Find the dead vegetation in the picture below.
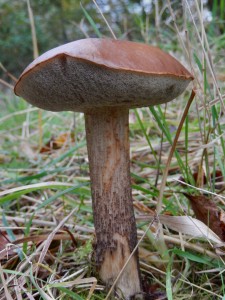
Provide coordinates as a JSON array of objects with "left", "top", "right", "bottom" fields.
[{"left": 0, "top": 0, "right": 225, "bottom": 299}]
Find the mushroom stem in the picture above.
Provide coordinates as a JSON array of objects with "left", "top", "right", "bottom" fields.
[{"left": 85, "top": 107, "right": 141, "bottom": 298}]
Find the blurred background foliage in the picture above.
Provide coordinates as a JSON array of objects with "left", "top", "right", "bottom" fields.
[{"left": 0, "top": 0, "right": 224, "bottom": 78}]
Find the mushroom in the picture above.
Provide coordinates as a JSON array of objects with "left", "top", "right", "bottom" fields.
[{"left": 14, "top": 38, "right": 193, "bottom": 299}]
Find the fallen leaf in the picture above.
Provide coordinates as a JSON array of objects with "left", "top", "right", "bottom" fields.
[
  {"left": 40, "top": 132, "right": 75, "bottom": 153},
  {"left": 133, "top": 201, "right": 155, "bottom": 214},
  {"left": 13, "top": 231, "right": 76, "bottom": 246},
  {"left": 179, "top": 169, "right": 224, "bottom": 190},
  {"left": 183, "top": 193, "right": 225, "bottom": 241},
  {"left": 137, "top": 214, "right": 222, "bottom": 244},
  {"left": 0, "top": 231, "right": 10, "bottom": 251},
  {"left": 142, "top": 277, "right": 167, "bottom": 299}
]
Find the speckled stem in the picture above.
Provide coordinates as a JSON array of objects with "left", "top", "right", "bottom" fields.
[{"left": 85, "top": 107, "right": 141, "bottom": 299}]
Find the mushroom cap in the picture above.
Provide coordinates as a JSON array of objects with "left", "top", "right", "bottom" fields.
[{"left": 14, "top": 38, "right": 193, "bottom": 112}]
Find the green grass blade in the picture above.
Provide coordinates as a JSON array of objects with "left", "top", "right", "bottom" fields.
[
  {"left": 134, "top": 108, "right": 161, "bottom": 170},
  {"left": 45, "top": 141, "right": 86, "bottom": 167},
  {"left": 150, "top": 105, "right": 193, "bottom": 184},
  {"left": 23, "top": 213, "right": 35, "bottom": 255},
  {"left": 166, "top": 255, "right": 173, "bottom": 300},
  {"left": 172, "top": 249, "right": 218, "bottom": 266},
  {"left": 57, "top": 287, "right": 84, "bottom": 300},
  {"left": 80, "top": 2, "right": 102, "bottom": 38},
  {"left": 29, "top": 268, "right": 52, "bottom": 300},
  {"left": 36, "top": 184, "right": 88, "bottom": 210},
  {"left": 1, "top": 141, "right": 86, "bottom": 186},
  {"left": 132, "top": 184, "right": 157, "bottom": 197},
  {"left": 0, "top": 182, "right": 87, "bottom": 205}
]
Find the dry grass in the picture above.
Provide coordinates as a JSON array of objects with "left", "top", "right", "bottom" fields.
[{"left": 0, "top": 0, "right": 225, "bottom": 299}]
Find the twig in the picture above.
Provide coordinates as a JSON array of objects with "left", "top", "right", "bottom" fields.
[
  {"left": 2, "top": 215, "right": 94, "bottom": 234},
  {"left": 35, "top": 207, "right": 78, "bottom": 275},
  {"left": 26, "top": 0, "right": 38, "bottom": 59},
  {"left": 0, "top": 63, "right": 17, "bottom": 82},
  {"left": 157, "top": 89, "right": 196, "bottom": 213},
  {"left": 0, "top": 79, "right": 14, "bottom": 90},
  {"left": 92, "top": 0, "right": 117, "bottom": 39}
]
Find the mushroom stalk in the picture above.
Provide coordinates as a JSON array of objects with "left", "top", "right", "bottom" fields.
[{"left": 85, "top": 107, "right": 141, "bottom": 298}]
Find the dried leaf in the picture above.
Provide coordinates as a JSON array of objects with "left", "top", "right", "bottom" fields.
[
  {"left": 40, "top": 132, "right": 75, "bottom": 153},
  {"left": 137, "top": 215, "right": 222, "bottom": 244},
  {"left": 13, "top": 232, "right": 75, "bottom": 246},
  {"left": 134, "top": 201, "right": 155, "bottom": 214},
  {"left": 0, "top": 232, "right": 10, "bottom": 251},
  {"left": 183, "top": 193, "right": 225, "bottom": 241},
  {"left": 0, "top": 232, "right": 19, "bottom": 254},
  {"left": 159, "top": 215, "right": 222, "bottom": 244},
  {"left": 142, "top": 278, "right": 167, "bottom": 300},
  {"left": 179, "top": 169, "right": 224, "bottom": 189}
]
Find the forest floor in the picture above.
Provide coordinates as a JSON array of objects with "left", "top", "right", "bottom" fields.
[{"left": 1, "top": 1, "right": 225, "bottom": 299}]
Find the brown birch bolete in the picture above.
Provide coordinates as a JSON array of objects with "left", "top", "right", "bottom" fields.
[{"left": 14, "top": 38, "right": 193, "bottom": 299}]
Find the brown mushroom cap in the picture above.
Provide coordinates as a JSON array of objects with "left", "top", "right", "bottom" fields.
[{"left": 14, "top": 38, "right": 193, "bottom": 112}]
